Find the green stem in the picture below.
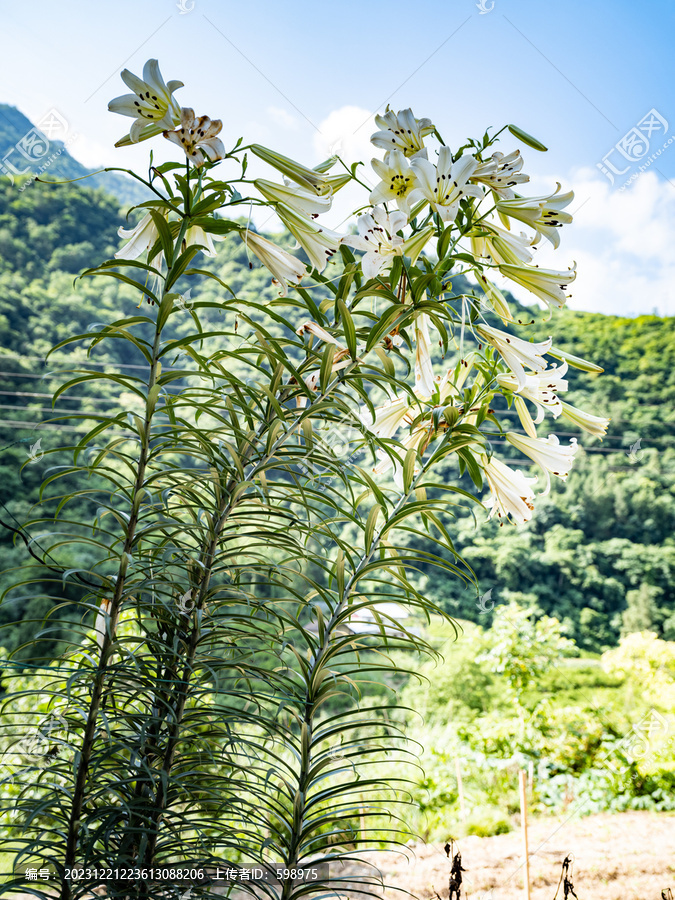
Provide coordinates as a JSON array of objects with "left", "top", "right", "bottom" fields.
[
  {"left": 279, "top": 459, "right": 435, "bottom": 899},
  {"left": 59, "top": 217, "right": 191, "bottom": 899}
]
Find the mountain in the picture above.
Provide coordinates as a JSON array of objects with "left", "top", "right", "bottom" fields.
[
  {"left": 0, "top": 178, "right": 672, "bottom": 660},
  {"left": 0, "top": 103, "right": 147, "bottom": 207}
]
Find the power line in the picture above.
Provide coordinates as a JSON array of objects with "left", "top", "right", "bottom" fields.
[
  {"left": 1, "top": 355, "right": 151, "bottom": 370},
  {"left": 0, "top": 419, "right": 132, "bottom": 435}
]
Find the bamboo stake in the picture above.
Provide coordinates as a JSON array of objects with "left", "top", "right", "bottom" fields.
[
  {"left": 519, "top": 769, "right": 531, "bottom": 900},
  {"left": 455, "top": 757, "right": 466, "bottom": 821}
]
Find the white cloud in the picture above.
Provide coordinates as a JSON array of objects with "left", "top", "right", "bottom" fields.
[
  {"left": 502, "top": 168, "right": 675, "bottom": 317},
  {"left": 313, "top": 105, "right": 375, "bottom": 164},
  {"left": 267, "top": 107, "right": 298, "bottom": 130},
  {"left": 312, "top": 105, "right": 377, "bottom": 231}
]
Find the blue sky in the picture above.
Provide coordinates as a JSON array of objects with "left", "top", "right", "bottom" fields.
[{"left": 2, "top": 0, "right": 675, "bottom": 315}]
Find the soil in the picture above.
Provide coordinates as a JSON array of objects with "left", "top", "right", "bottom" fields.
[
  {"left": 334, "top": 811, "right": 675, "bottom": 900},
  {"left": 8, "top": 812, "right": 674, "bottom": 899}
]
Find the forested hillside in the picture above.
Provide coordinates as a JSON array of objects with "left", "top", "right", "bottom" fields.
[
  {"left": 0, "top": 178, "right": 672, "bottom": 657},
  {"left": 0, "top": 103, "right": 147, "bottom": 205}
]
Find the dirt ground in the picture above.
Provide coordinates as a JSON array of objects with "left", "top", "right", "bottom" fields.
[
  {"left": 7, "top": 812, "right": 674, "bottom": 898},
  {"left": 335, "top": 811, "right": 675, "bottom": 900}
]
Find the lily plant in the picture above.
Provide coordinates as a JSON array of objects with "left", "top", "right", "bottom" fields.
[{"left": 1, "top": 59, "right": 608, "bottom": 900}]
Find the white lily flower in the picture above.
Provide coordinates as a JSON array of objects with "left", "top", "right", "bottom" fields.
[
  {"left": 506, "top": 431, "right": 578, "bottom": 491},
  {"left": 476, "top": 323, "right": 551, "bottom": 390},
  {"left": 109, "top": 59, "right": 183, "bottom": 146},
  {"left": 115, "top": 211, "right": 167, "bottom": 263},
  {"left": 474, "top": 272, "right": 513, "bottom": 323},
  {"left": 481, "top": 455, "right": 537, "bottom": 525},
  {"left": 470, "top": 221, "right": 535, "bottom": 266},
  {"left": 186, "top": 225, "right": 225, "bottom": 258},
  {"left": 94, "top": 598, "right": 113, "bottom": 649},
  {"left": 414, "top": 314, "right": 435, "bottom": 399},
  {"left": 499, "top": 262, "right": 576, "bottom": 314},
  {"left": 341, "top": 207, "right": 407, "bottom": 280},
  {"left": 369, "top": 150, "right": 420, "bottom": 216},
  {"left": 496, "top": 184, "right": 574, "bottom": 248},
  {"left": 371, "top": 107, "right": 435, "bottom": 158},
  {"left": 297, "top": 321, "right": 346, "bottom": 349},
  {"left": 560, "top": 401, "right": 610, "bottom": 438},
  {"left": 496, "top": 362, "right": 568, "bottom": 422},
  {"left": 163, "top": 108, "right": 225, "bottom": 166},
  {"left": 242, "top": 230, "right": 306, "bottom": 296},
  {"left": 116, "top": 212, "right": 224, "bottom": 263},
  {"left": 255, "top": 179, "right": 333, "bottom": 217},
  {"left": 470, "top": 150, "right": 529, "bottom": 199},
  {"left": 275, "top": 203, "right": 343, "bottom": 273},
  {"left": 361, "top": 396, "right": 416, "bottom": 439},
  {"left": 411, "top": 147, "right": 482, "bottom": 222}
]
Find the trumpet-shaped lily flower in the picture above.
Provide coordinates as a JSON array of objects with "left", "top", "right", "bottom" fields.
[
  {"left": 506, "top": 431, "right": 578, "bottom": 492},
  {"left": 497, "top": 362, "right": 568, "bottom": 423},
  {"left": 474, "top": 272, "right": 513, "bottom": 323},
  {"left": 411, "top": 147, "right": 482, "bottom": 222},
  {"left": 163, "top": 108, "right": 225, "bottom": 166},
  {"left": 109, "top": 59, "right": 183, "bottom": 146},
  {"left": 369, "top": 150, "right": 420, "bottom": 216},
  {"left": 470, "top": 221, "right": 535, "bottom": 266},
  {"left": 361, "top": 396, "right": 416, "bottom": 439},
  {"left": 255, "top": 179, "right": 333, "bottom": 217},
  {"left": 242, "top": 230, "right": 306, "bottom": 296},
  {"left": 341, "top": 207, "right": 407, "bottom": 280},
  {"left": 115, "top": 211, "right": 167, "bottom": 263},
  {"left": 414, "top": 314, "right": 435, "bottom": 399},
  {"left": 341, "top": 208, "right": 433, "bottom": 280},
  {"left": 186, "top": 225, "right": 225, "bottom": 257},
  {"left": 499, "top": 262, "right": 576, "bottom": 314},
  {"left": 371, "top": 107, "right": 435, "bottom": 157},
  {"left": 476, "top": 323, "right": 551, "bottom": 390},
  {"left": 481, "top": 454, "right": 537, "bottom": 525},
  {"left": 560, "top": 401, "right": 610, "bottom": 438},
  {"left": 94, "top": 598, "right": 113, "bottom": 649},
  {"left": 116, "top": 212, "right": 224, "bottom": 263},
  {"left": 470, "top": 150, "right": 529, "bottom": 199},
  {"left": 496, "top": 184, "right": 574, "bottom": 248},
  {"left": 275, "top": 203, "right": 343, "bottom": 273}
]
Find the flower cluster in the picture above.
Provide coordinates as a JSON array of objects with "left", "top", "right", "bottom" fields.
[{"left": 107, "top": 64, "right": 609, "bottom": 526}]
